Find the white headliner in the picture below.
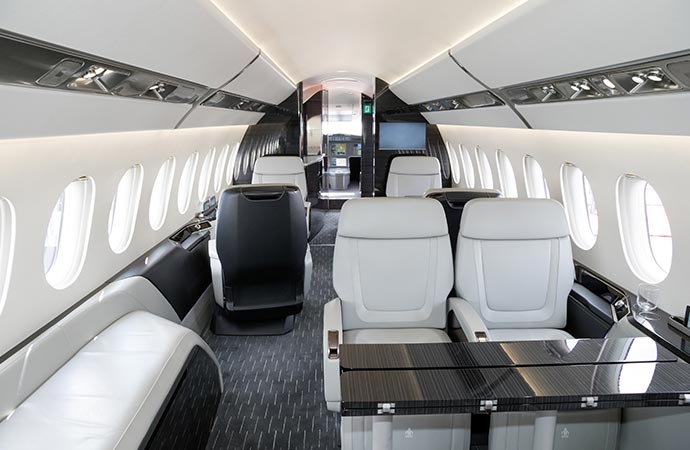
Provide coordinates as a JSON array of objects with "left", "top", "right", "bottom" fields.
[{"left": 211, "top": 0, "right": 527, "bottom": 84}]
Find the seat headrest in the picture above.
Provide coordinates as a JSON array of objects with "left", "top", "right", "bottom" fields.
[
  {"left": 253, "top": 156, "right": 304, "bottom": 175},
  {"left": 425, "top": 188, "right": 502, "bottom": 201},
  {"left": 338, "top": 198, "right": 448, "bottom": 239},
  {"left": 220, "top": 183, "right": 301, "bottom": 201},
  {"left": 389, "top": 156, "right": 440, "bottom": 175},
  {"left": 460, "top": 198, "right": 569, "bottom": 240}
]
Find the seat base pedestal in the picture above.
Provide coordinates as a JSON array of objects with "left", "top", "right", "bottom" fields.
[{"left": 212, "top": 308, "right": 295, "bottom": 336}]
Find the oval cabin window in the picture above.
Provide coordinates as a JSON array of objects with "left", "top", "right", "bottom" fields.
[
  {"left": 44, "top": 177, "right": 95, "bottom": 289},
  {"left": 0, "top": 197, "right": 16, "bottom": 314},
  {"left": 445, "top": 142, "right": 461, "bottom": 184},
  {"left": 616, "top": 175, "right": 672, "bottom": 283},
  {"left": 197, "top": 147, "right": 216, "bottom": 202},
  {"left": 496, "top": 150, "right": 518, "bottom": 198},
  {"left": 475, "top": 146, "right": 494, "bottom": 189},
  {"left": 459, "top": 144, "right": 475, "bottom": 188},
  {"left": 214, "top": 144, "right": 230, "bottom": 193},
  {"left": 560, "top": 163, "right": 599, "bottom": 250},
  {"left": 523, "top": 155, "right": 550, "bottom": 199},
  {"left": 108, "top": 164, "right": 144, "bottom": 254},
  {"left": 178, "top": 152, "right": 199, "bottom": 214},
  {"left": 149, "top": 157, "right": 176, "bottom": 231},
  {"left": 226, "top": 143, "right": 240, "bottom": 185}
]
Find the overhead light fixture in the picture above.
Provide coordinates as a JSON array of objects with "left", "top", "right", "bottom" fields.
[
  {"left": 632, "top": 74, "right": 645, "bottom": 84},
  {"left": 646, "top": 70, "right": 663, "bottom": 82},
  {"left": 602, "top": 77, "right": 616, "bottom": 89}
]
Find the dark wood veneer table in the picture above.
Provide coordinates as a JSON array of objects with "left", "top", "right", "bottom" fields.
[{"left": 338, "top": 337, "right": 690, "bottom": 449}]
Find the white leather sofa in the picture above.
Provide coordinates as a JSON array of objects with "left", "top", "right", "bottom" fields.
[
  {"left": 452, "top": 198, "right": 619, "bottom": 450},
  {"left": 385, "top": 156, "right": 442, "bottom": 197},
  {"left": 0, "top": 276, "right": 221, "bottom": 450},
  {"left": 323, "top": 197, "right": 471, "bottom": 450}
]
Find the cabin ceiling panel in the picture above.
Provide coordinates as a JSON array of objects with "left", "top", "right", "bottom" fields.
[
  {"left": 422, "top": 107, "right": 526, "bottom": 129},
  {"left": 211, "top": 0, "right": 526, "bottom": 83},
  {"left": 223, "top": 55, "right": 296, "bottom": 105},
  {"left": 389, "top": 54, "right": 485, "bottom": 104},
  {"left": 0, "top": 85, "right": 190, "bottom": 139},
  {"left": 518, "top": 92, "right": 690, "bottom": 136},
  {"left": 178, "top": 106, "right": 264, "bottom": 129},
  {"left": 0, "top": 0, "right": 259, "bottom": 88},
  {"left": 451, "top": 0, "right": 690, "bottom": 88}
]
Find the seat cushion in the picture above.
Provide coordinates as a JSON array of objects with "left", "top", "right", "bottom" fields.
[
  {"left": 489, "top": 328, "right": 573, "bottom": 342},
  {"left": 0, "top": 311, "right": 215, "bottom": 450},
  {"left": 343, "top": 328, "right": 451, "bottom": 344}
]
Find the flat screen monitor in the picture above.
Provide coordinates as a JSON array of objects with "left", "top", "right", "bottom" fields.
[
  {"left": 379, "top": 122, "right": 426, "bottom": 150},
  {"left": 335, "top": 158, "right": 347, "bottom": 167}
]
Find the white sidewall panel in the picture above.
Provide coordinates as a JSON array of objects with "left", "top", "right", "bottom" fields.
[
  {"left": 518, "top": 93, "right": 690, "bottom": 136},
  {"left": 0, "top": 85, "right": 190, "bottom": 139},
  {"left": 179, "top": 106, "right": 264, "bottom": 128},
  {"left": 0, "top": 125, "right": 248, "bottom": 355},
  {"left": 438, "top": 124, "right": 690, "bottom": 316}
]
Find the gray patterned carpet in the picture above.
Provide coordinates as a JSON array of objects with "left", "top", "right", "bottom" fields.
[{"left": 205, "top": 210, "right": 341, "bottom": 450}]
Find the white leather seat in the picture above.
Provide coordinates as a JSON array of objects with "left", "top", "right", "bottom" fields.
[
  {"left": 252, "top": 155, "right": 308, "bottom": 201},
  {"left": 252, "top": 155, "right": 311, "bottom": 230},
  {"left": 452, "top": 198, "right": 574, "bottom": 341},
  {"left": 452, "top": 199, "right": 618, "bottom": 450},
  {"left": 323, "top": 197, "right": 470, "bottom": 450},
  {"left": 0, "top": 277, "right": 220, "bottom": 450},
  {"left": 386, "top": 156, "right": 442, "bottom": 197}
]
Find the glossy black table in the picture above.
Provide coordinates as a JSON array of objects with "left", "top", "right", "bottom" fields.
[{"left": 338, "top": 338, "right": 690, "bottom": 449}]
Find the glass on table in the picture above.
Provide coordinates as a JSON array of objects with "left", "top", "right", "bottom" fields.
[{"left": 636, "top": 283, "right": 661, "bottom": 320}]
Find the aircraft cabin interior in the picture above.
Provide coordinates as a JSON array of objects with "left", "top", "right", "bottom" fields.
[{"left": 3, "top": 1, "right": 690, "bottom": 449}]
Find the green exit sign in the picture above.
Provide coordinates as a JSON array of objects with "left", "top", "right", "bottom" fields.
[{"left": 362, "top": 102, "right": 373, "bottom": 115}]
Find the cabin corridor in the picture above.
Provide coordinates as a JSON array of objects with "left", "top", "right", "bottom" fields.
[{"left": 204, "top": 210, "right": 341, "bottom": 450}]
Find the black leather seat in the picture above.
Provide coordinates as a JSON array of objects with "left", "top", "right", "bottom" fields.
[
  {"left": 425, "top": 188, "right": 501, "bottom": 259},
  {"left": 211, "top": 184, "right": 310, "bottom": 335}
]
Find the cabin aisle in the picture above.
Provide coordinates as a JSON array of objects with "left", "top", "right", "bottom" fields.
[{"left": 205, "top": 210, "right": 341, "bottom": 450}]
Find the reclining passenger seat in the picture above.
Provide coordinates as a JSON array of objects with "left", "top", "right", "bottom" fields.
[{"left": 210, "top": 184, "right": 312, "bottom": 335}]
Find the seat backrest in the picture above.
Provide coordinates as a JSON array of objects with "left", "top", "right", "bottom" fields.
[
  {"left": 333, "top": 198, "right": 453, "bottom": 330},
  {"left": 425, "top": 188, "right": 501, "bottom": 260},
  {"left": 455, "top": 199, "right": 574, "bottom": 330},
  {"left": 385, "top": 156, "right": 442, "bottom": 197},
  {"left": 252, "top": 156, "right": 308, "bottom": 201},
  {"left": 216, "top": 185, "right": 307, "bottom": 307}
]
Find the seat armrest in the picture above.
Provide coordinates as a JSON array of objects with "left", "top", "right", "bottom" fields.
[
  {"left": 304, "top": 245, "right": 313, "bottom": 296},
  {"left": 323, "top": 298, "right": 343, "bottom": 412},
  {"left": 304, "top": 201, "right": 311, "bottom": 234},
  {"left": 209, "top": 240, "right": 223, "bottom": 307},
  {"left": 448, "top": 297, "right": 490, "bottom": 342}
]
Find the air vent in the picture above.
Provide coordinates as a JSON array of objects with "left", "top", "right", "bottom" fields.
[
  {"left": 36, "top": 59, "right": 84, "bottom": 87},
  {"left": 66, "top": 65, "right": 131, "bottom": 93},
  {"left": 610, "top": 68, "right": 679, "bottom": 94},
  {"left": 0, "top": 31, "right": 210, "bottom": 105},
  {"left": 501, "top": 53, "right": 690, "bottom": 105},
  {"left": 380, "top": 90, "right": 504, "bottom": 116},
  {"left": 201, "top": 90, "right": 291, "bottom": 115}
]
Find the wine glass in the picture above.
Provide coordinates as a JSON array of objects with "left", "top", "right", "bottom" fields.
[{"left": 636, "top": 283, "right": 661, "bottom": 320}]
